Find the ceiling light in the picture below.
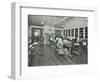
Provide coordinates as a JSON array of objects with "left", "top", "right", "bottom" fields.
[{"left": 41, "top": 22, "right": 44, "bottom": 25}]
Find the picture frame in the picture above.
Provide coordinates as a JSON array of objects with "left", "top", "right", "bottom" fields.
[{"left": 11, "top": 2, "right": 96, "bottom": 80}]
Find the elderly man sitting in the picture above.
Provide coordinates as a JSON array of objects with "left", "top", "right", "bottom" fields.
[
  {"left": 56, "top": 38, "right": 64, "bottom": 55},
  {"left": 56, "top": 37, "right": 72, "bottom": 58},
  {"left": 63, "top": 38, "right": 72, "bottom": 57}
]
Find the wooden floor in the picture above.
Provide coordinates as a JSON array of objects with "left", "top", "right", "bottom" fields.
[{"left": 28, "top": 45, "right": 88, "bottom": 67}]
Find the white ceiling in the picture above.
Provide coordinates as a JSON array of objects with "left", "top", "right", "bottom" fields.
[
  {"left": 28, "top": 15, "right": 87, "bottom": 28},
  {"left": 28, "top": 15, "right": 70, "bottom": 26}
]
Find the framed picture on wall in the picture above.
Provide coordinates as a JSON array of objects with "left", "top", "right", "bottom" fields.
[{"left": 11, "top": 2, "right": 96, "bottom": 80}]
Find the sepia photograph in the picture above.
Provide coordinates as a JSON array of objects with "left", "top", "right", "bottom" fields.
[{"left": 28, "top": 15, "right": 88, "bottom": 67}]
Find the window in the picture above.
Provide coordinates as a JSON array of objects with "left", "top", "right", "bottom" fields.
[
  {"left": 66, "top": 30, "right": 68, "bottom": 37},
  {"left": 85, "top": 27, "right": 88, "bottom": 38},
  {"left": 75, "top": 28, "right": 78, "bottom": 38},
  {"left": 69, "top": 29, "right": 70, "bottom": 36},
  {"left": 72, "top": 29, "right": 74, "bottom": 37},
  {"left": 79, "top": 28, "right": 83, "bottom": 38},
  {"left": 63, "top": 30, "right": 66, "bottom": 36},
  {"left": 55, "top": 30, "right": 61, "bottom": 37}
]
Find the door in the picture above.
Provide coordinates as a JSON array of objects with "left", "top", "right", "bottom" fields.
[{"left": 32, "top": 28, "right": 43, "bottom": 43}]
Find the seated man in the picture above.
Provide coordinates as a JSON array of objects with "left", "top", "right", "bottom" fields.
[
  {"left": 63, "top": 38, "right": 72, "bottom": 57},
  {"left": 56, "top": 38, "right": 65, "bottom": 55}
]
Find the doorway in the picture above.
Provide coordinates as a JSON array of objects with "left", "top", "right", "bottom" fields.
[{"left": 31, "top": 28, "right": 43, "bottom": 43}]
